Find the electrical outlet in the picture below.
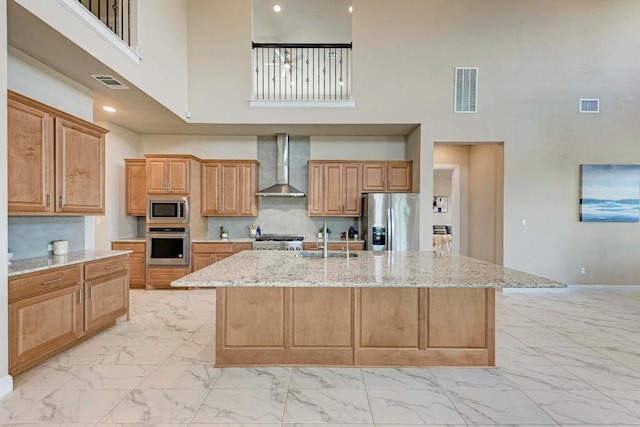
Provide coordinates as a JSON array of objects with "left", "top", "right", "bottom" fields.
[
  {"left": 47, "top": 243, "right": 53, "bottom": 252},
  {"left": 521, "top": 218, "right": 527, "bottom": 227},
  {"left": 580, "top": 267, "right": 586, "bottom": 275}
]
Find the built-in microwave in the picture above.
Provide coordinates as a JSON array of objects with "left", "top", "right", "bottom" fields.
[{"left": 147, "top": 197, "right": 189, "bottom": 224}]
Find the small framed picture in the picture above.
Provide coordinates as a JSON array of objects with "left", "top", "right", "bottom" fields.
[{"left": 433, "top": 196, "right": 448, "bottom": 213}]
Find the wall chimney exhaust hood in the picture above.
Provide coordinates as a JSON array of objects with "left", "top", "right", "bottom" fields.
[{"left": 256, "top": 133, "right": 306, "bottom": 197}]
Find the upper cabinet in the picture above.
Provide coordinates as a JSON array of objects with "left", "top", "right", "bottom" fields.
[
  {"left": 201, "top": 160, "right": 259, "bottom": 216},
  {"left": 362, "top": 161, "right": 412, "bottom": 193},
  {"left": 125, "top": 159, "right": 147, "bottom": 216},
  {"left": 146, "top": 156, "right": 192, "bottom": 194},
  {"left": 308, "top": 161, "right": 362, "bottom": 217},
  {"left": 8, "top": 91, "right": 107, "bottom": 215}
]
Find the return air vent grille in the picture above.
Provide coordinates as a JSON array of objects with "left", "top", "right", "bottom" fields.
[
  {"left": 580, "top": 99, "right": 599, "bottom": 113},
  {"left": 454, "top": 67, "right": 478, "bottom": 113},
  {"left": 91, "top": 74, "right": 129, "bottom": 90}
]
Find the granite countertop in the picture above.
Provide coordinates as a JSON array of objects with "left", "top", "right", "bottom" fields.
[
  {"left": 8, "top": 250, "right": 132, "bottom": 277},
  {"left": 191, "top": 237, "right": 255, "bottom": 243},
  {"left": 111, "top": 237, "right": 145, "bottom": 243},
  {"left": 172, "top": 250, "right": 566, "bottom": 289}
]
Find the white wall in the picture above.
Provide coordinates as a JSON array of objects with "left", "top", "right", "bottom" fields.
[
  {"left": 140, "top": 135, "right": 257, "bottom": 159},
  {"left": 0, "top": 0, "right": 11, "bottom": 397},
  {"left": 8, "top": 47, "right": 93, "bottom": 120},
  {"left": 95, "top": 122, "right": 142, "bottom": 247},
  {"left": 14, "top": 0, "right": 190, "bottom": 119},
  {"left": 310, "top": 136, "right": 406, "bottom": 160}
]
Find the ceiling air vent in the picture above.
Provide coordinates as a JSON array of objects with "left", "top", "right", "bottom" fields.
[
  {"left": 454, "top": 67, "right": 478, "bottom": 113},
  {"left": 91, "top": 74, "right": 129, "bottom": 90},
  {"left": 580, "top": 99, "right": 599, "bottom": 113}
]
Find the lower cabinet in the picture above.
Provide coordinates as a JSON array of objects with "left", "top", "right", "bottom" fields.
[
  {"left": 111, "top": 241, "right": 145, "bottom": 288},
  {"left": 8, "top": 255, "right": 130, "bottom": 375},
  {"left": 146, "top": 266, "right": 191, "bottom": 290},
  {"left": 302, "top": 241, "right": 365, "bottom": 251},
  {"left": 191, "top": 242, "right": 254, "bottom": 273}
]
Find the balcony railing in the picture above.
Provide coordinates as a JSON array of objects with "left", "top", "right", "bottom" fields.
[
  {"left": 77, "top": 0, "right": 133, "bottom": 46},
  {"left": 252, "top": 42, "right": 352, "bottom": 102}
]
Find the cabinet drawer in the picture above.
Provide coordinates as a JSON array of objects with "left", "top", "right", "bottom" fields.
[
  {"left": 192, "top": 243, "right": 234, "bottom": 254},
  {"left": 9, "top": 265, "right": 83, "bottom": 303},
  {"left": 234, "top": 242, "right": 253, "bottom": 253},
  {"left": 85, "top": 256, "right": 129, "bottom": 281}
]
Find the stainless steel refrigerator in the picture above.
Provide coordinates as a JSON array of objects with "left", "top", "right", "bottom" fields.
[{"left": 361, "top": 193, "right": 420, "bottom": 251}]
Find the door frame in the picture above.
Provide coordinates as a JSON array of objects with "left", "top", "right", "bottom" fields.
[{"left": 433, "top": 164, "right": 461, "bottom": 255}]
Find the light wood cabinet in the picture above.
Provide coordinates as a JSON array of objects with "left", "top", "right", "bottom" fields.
[
  {"left": 111, "top": 242, "right": 146, "bottom": 288},
  {"left": 302, "top": 241, "right": 365, "bottom": 251},
  {"left": 201, "top": 161, "right": 259, "bottom": 216},
  {"left": 84, "top": 257, "right": 130, "bottom": 332},
  {"left": 125, "top": 159, "right": 147, "bottom": 216},
  {"left": 8, "top": 255, "right": 130, "bottom": 375},
  {"left": 146, "top": 266, "right": 190, "bottom": 290},
  {"left": 8, "top": 91, "right": 107, "bottom": 215},
  {"left": 190, "top": 242, "right": 250, "bottom": 273},
  {"left": 146, "top": 156, "right": 192, "bottom": 194},
  {"left": 308, "top": 161, "right": 362, "bottom": 217},
  {"left": 362, "top": 161, "right": 412, "bottom": 192}
]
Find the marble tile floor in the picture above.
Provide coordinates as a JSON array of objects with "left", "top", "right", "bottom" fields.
[{"left": 1, "top": 287, "right": 640, "bottom": 426}]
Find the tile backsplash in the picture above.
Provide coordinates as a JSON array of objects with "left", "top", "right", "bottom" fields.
[
  {"left": 8, "top": 216, "right": 85, "bottom": 259},
  {"left": 208, "top": 135, "right": 358, "bottom": 239}
]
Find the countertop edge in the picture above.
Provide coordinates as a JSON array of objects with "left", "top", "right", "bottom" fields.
[
  {"left": 9, "top": 250, "right": 133, "bottom": 277},
  {"left": 171, "top": 280, "right": 567, "bottom": 289}
]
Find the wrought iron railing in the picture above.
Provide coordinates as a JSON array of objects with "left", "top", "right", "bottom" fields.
[
  {"left": 77, "top": 0, "right": 133, "bottom": 46},
  {"left": 252, "top": 42, "right": 352, "bottom": 101}
]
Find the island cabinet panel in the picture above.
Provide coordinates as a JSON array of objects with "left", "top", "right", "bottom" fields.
[
  {"left": 291, "top": 288, "right": 353, "bottom": 348},
  {"left": 428, "top": 288, "right": 487, "bottom": 348},
  {"left": 223, "top": 288, "right": 285, "bottom": 347},
  {"left": 359, "top": 288, "right": 420, "bottom": 348}
]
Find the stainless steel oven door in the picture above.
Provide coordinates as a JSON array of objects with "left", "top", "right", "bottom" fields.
[{"left": 146, "top": 228, "right": 190, "bottom": 266}]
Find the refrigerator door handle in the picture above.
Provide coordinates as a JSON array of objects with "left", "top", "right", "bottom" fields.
[{"left": 388, "top": 207, "right": 393, "bottom": 250}]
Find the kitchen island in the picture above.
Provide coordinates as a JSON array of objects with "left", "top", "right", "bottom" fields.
[{"left": 172, "top": 250, "right": 564, "bottom": 367}]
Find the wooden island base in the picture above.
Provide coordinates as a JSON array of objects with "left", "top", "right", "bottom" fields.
[{"left": 216, "top": 287, "right": 495, "bottom": 367}]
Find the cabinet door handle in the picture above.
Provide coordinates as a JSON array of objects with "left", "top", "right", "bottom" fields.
[
  {"left": 105, "top": 265, "right": 119, "bottom": 270},
  {"left": 90, "top": 286, "right": 94, "bottom": 299},
  {"left": 79, "top": 288, "right": 83, "bottom": 304},
  {"left": 42, "top": 278, "right": 62, "bottom": 285},
  {"left": 46, "top": 193, "right": 51, "bottom": 207},
  {"left": 59, "top": 195, "right": 64, "bottom": 209}
]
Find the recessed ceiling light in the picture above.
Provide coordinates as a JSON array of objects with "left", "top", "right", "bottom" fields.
[
  {"left": 349, "top": 6, "right": 353, "bottom": 12},
  {"left": 102, "top": 106, "right": 117, "bottom": 113},
  {"left": 273, "top": 4, "right": 281, "bottom": 12}
]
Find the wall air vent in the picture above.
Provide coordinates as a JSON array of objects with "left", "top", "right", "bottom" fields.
[
  {"left": 91, "top": 74, "right": 129, "bottom": 90},
  {"left": 580, "top": 99, "right": 599, "bottom": 113},
  {"left": 454, "top": 67, "right": 478, "bottom": 113}
]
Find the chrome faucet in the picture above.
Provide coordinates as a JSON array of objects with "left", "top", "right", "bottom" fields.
[{"left": 322, "top": 220, "right": 328, "bottom": 258}]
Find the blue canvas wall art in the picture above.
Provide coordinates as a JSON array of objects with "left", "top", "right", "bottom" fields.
[{"left": 580, "top": 164, "right": 640, "bottom": 222}]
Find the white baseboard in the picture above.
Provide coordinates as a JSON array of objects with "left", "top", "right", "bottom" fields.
[
  {"left": 0, "top": 374, "right": 14, "bottom": 397},
  {"left": 503, "top": 284, "right": 640, "bottom": 293}
]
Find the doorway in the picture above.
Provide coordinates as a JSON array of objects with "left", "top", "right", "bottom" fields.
[{"left": 434, "top": 143, "right": 504, "bottom": 265}]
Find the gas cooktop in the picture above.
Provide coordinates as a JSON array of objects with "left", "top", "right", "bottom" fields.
[{"left": 255, "top": 234, "right": 305, "bottom": 242}]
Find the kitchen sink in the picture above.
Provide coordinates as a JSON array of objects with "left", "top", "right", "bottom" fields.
[{"left": 294, "top": 251, "right": 358, "bottom": 258}]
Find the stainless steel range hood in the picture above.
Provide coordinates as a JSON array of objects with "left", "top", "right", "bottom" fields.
[{"left": 256, "top": 133, "right": 306, "bottom": 197}]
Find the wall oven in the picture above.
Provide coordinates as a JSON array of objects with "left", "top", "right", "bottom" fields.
[
  {"left": 147, "top": 196, "right": 189, "bottom": 224},
  {"left": 146, "top": 227, "right": 190, "bottom": 266}
]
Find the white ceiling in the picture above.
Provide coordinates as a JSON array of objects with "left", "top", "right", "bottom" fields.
[{"left": 7, "top": 0, "right": 417, "bottom": 137}]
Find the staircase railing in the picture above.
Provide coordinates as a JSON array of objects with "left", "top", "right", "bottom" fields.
[
  {"left": 252, "top": 42, "right": 352, "bottom": 101},
  {"left": 77, "top": 0, "right": 133, "bottom": 46}
]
